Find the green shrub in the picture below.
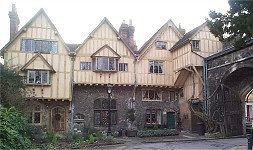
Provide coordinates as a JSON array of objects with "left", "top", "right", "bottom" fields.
[
  {"left": 0, "top": 106, "right": 33, "bottom": 149},
  {"left": 137, "top": 129, "right": 178, "bottom": 137}
]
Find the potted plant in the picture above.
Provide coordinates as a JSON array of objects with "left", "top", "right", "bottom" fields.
[{"left": 126, "top": 108, "right": 137, "bottom": 137}]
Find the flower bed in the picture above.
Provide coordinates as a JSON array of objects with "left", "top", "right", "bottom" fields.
[{"left": 137, "top": 129, "right": 178, "bottom": 137}]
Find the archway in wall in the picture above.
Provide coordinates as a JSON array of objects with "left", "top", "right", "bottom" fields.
[
  {"left": 221, "top": 64, "right": 253, "bottom": 136},
  {"left": 51, "top": 106, "right": 66, "bottom": 132}
]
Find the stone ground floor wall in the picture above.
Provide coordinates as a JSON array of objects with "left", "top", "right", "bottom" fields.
[
  {"left": 134, "top": 87, "right": 180, "bottom": 129},
  {"left": 24, "top": 100, "right": 70, "bottom": 132},
  {"left": 73, "top": 85, "right": 134, "bottom": 132},
  {"left": 73, "top": 85, "right": 181, "bottom": 133}
]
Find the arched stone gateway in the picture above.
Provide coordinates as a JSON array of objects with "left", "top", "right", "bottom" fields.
[{"left": 204, "top": 42, "right": 253, "bottom": 136}]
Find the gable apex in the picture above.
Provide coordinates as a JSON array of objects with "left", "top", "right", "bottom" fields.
[
  {"left": 75, "top": 17, "right": 136, "bottom": 57},
  {"left": 20, "top": 53, "right": 55, "bottom": 72},
  {"left": 1, "top": 8, "right": 71, "bottom": 55},
  {"left": 91, "top": 44, "right": 121, "bottom": 58}
]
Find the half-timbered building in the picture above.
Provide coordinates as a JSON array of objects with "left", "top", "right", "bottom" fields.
[{"left": 1, "top": 6, "right": 223, "bottom": 133}]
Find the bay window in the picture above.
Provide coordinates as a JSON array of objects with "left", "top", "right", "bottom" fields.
[
  {"left": 92, "top": 57, "right": 118, "bottom": 71},
  {"left": 27, "top": 70, "right": 50, "bottom": 84}
]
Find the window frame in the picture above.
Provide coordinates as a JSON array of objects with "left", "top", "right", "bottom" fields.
[
  {"left": 118, "top": 63, "right": 128, "bottom": 72},
  {"left": 27, "top": 104, "right": 42, "bottom": 125},
  {"left": 155, "top": 41, "right": 167, "bottom": 50},
  {"left": 142, "top": 90, "right": 162, "bottom": 101},
  {"left": 92, "top": 57, "right": 118, "bottom": 72},
  {"left": 21, "top": 38, "right": 58, "bottom": 53},
  {"left": 93, "top": 99, "right": 117, "bottom": 126},
  {"left": 191, "top": 40, "right": 200, "bottom": 50},
  {"left": 80, "top": 62, "right": 92, "bottom": 70},
  {"left": 145, "top": 109, "right": 162, "bottom": 125},
  {"left": 149, "top": 60, "right": 164, "bottom": 74},
  {"left": 26, "top": 70, "right": 50, "bottom": 85}
]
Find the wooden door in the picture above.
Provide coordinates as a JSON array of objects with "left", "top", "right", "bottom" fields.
[
  {"left": 167, "top": 112, "right": 176, "bottom": 129},
  {"left": 51, "top": 106, "right": 65, "bottom": 131}
]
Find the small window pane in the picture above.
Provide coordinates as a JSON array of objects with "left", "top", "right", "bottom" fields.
[
  {"left": 111, "top": 111, "right": 117, "bottom": 124},
  {"left": 111, "top": 100, "right": 116, "bottom": 109},
  {"left": 94, "top": 111, "right": 101, "bottom": 125},
  {"left": 35, "top": 71, "right": 42, "bottom": 84},
  {"left": 119, "top": 63, "right": 128, "bottom": 71},
  {"left": 34, "top": 112, "right": 41, "bottom": 123},
  {"left": 28, "top": 71, "right": 35, "bottom": 83},
  {"left": 51, "top": 42, "right": 58, "bottom": 53},
  {"left": 35, "top": 40, "right": 42, "bottom": 52},
  {"left": 80, "top": 62, "right": 91, "bottom": 70},
  {"left": 101, "top": 111, "right": 109, "bottom": 125},
  {"left": 102, "top": 99, "right": 109, "bottom": 109},
  {"left": 41, "top": 71, "right": 48, "bottom": 84}
]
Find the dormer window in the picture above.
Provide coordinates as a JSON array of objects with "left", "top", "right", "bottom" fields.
[
  {"left": 155, "top": 41, "right": 167, "bottom": 50},
  {"left": 27, "top": 70, "right": 50, "bottom": 85},
  {"left": 192, "top": 40, "right": 200, "bottom": 50},
  {"left": 92, "top": 57, "right": 118, "bottom": 71},
  {"left": 21, "top": 39, "right": 58, "bottom": 53}
]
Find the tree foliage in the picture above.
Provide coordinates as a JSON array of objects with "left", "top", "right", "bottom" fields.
[
  {"left": 207, "top": 0, "right": 253, "bottom": 49},
  {"left": 0, "top": 64, "right": 26, "bottom": 108},
  {"left": 0, "top": 106, "right": 33, "bottom": 149}
]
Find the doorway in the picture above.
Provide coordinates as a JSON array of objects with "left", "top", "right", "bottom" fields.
[
  {"left": 51, "top": 106, "right": 66, "bottom": 132},
  {"left": 167, "top": 112, "right": 176, "bottom": 129}
]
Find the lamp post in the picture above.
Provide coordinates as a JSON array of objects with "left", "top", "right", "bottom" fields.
[{"left": 107, "top": 83, "right": 113, "bottom": 136}]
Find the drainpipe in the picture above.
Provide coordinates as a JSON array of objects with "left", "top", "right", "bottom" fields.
[
  {"left": 203, "top": 59, "right": 209, "bottom": 116},
  {"left": 69, "top": 52, "right": 76, "bottom": 132}
]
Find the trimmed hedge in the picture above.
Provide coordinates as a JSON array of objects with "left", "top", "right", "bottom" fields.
[{"left": 137, "top": 129, "right": 178, "bottom": 137}]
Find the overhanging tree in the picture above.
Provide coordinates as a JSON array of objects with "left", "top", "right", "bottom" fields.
[
  {"left": 0, "top": 64, "right": 26, "bottom": 109},
  {"left": 207, "top": 0, "right": 253, "bottom": 49}
]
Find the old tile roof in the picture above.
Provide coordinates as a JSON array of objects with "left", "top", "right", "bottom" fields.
[{"left": 170, "top": 22, "right": 207, "bottom": 51}]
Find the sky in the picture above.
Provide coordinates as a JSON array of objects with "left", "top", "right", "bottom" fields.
[{"left": 0, "top": 0, "right": 229, "bottom": 50}]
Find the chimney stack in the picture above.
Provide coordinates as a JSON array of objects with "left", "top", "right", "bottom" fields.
[
  {"left": 178, "top": 23, "right": 186, "bottom": 35},
  {"left": 9, "top": 4, "right": 20, "bottom": 41},
  {"left": 119, "top": 19, "right": 137, "bottom": 51}
]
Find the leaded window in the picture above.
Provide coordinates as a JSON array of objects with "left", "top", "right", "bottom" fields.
[
  {"left": 92, "top": 57, "right": 118, "bottom": 71},
  {"left": 21, "top": 39, "right": 58, "bottom": 53},
  {"left": 119, "top": 63, "right": 128, "bottom": 72},
  {"left": 94, "top": 99, "right": 117, "bottom": 126},
  {"left": 149, "top": 60, "right": 163, "bottom": 74},
  {"left": 27, "top": 70, "right": 50, "bottom": 84},
  {"left": 142, "top": 90, "right": 162, "bottom": 101},
  {"left": 146, "top": 109, "right": 161, "bottom": 125},
  {"left": 192, "top": 40, "right": 200, "bottom": 50},
  {"left": 155, "top": 41, "right": 167, "bottom": 49},
  {"left": 27, "top": 104, "right": 42, "bottom": 125},
  {"left": 80, "top": 62, "right": 91, "bottom": 70}
]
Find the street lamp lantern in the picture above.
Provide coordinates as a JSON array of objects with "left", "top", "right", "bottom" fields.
[
  {"left": 107, "top": 83, "right": 112, "bottom": 94},
  {"left": 107, "top": 83, "right": 113, "bottom": 136}
]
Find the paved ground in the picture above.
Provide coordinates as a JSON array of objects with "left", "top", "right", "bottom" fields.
[{"left": 84, "top": 132, "right": 249, "bottom": 150}]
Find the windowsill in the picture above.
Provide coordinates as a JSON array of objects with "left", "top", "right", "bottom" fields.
[
  {"left": 192, "top": 48, "right": 200, "bottom": 51},
  {"left": 93, "top": 70, "right": 118, "bottom": 73},
  {"left": 26, "top": 83, "right": 51, "bottom": 86},
  {"left": 156, "top": 48, "right": 167, "bottom": 50},
  {"left": 142, "top": 99, "right": 162, "bottom": 102},
  {"left": 148, "top": 73, "right": 165, "bottom": 75}
]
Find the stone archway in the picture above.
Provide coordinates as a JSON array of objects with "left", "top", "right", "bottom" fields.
[
  {"left": 51, "top": 106, "right": 66, "bottom": 132},
  {"left": 220, "top": 64, "right": 253, "bottom": 136}
]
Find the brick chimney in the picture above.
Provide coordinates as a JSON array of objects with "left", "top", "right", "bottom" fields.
[
  {"left": 9, "top": 4, "right": 20, "bottom": 41},
  {"left": 178, "top": 23, "right": 186, "bottom": 35},
  {"left": 119, "top": 19, "right": 137, "bottom": 51}
]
